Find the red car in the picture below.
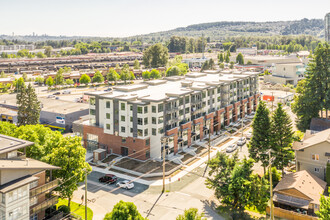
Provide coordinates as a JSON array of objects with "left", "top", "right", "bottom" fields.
[{"left": 98, "top": 174, "right": 117, "bottom": 184}]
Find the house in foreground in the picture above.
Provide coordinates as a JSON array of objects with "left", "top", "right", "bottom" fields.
[{"left": 0, "top": 134, "right": 59, "bottom": 220}]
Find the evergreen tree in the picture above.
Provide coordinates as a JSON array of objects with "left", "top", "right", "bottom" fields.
[
  {"left": 225, "top": 54, "right": 230, "bottom": 63},
  {"left": 248, "top": 101, "right": 271, "bottom": 174},
  {"left": 270, "top": 103, "right": 294, "bottom": 176},
  {"left": 55, "top": 68, "right": 64, "bottom": 85},
  {"left": 219, "top": 53, "right": 224, "bottom": 63},
  {"left": 17, "top": 84, "right": 41, "bottom": 126},
  {"left": 236, "top": 53, "right": 244, "bottom": 65},
  {"left": 143, "top": 43, "right": 169, "bottom": 68},
  {"left": 133, "top": 59, "right": 140, "bottom": 69}
]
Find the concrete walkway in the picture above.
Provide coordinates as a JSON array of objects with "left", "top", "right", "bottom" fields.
[{"left": 91, "top": 136, "right": 239, "bottom": 186}]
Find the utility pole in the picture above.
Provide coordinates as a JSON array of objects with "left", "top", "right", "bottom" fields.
[
  {"left": 208, "top": 120, "right": 211, "bottom": 163},
  {"left": 269, "top": 150, "right": 274, "bottom": 220},
  {"left": 162, "top": 137, "right": 166, "bottom": 192},
  {"left": 85, "top": 169, "right": 88, "bottom": 220},
  {"left": 271, "top": 92, "right": 274, "bottom": 113}
]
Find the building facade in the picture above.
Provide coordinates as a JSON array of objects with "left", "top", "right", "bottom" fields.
[
  {"left": 83, "top": 71, "right": 260, "bottom": 160},
  {"left": 325, "top": 12, "right": 330, "bottom": 43},
  {"left": 0, "top": 135, "right": 59, "bottom": 220},
  {"left": 236, "top": 47, "right": 257, "bottom": 56},
  {"left": 264, "top": 62, "right": 306, "bottom": 85}
]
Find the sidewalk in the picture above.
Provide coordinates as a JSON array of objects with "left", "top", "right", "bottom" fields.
[{"left": 91, "top": 136, "right": 239, "bottom": 186}]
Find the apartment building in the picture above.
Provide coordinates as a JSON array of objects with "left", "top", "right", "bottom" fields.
[
  {"left": 83, "top": 71, "right": 260, "bottom": 160},
  {"left": 0, "top": 135, "right": 59, "bottom": 220},
  {"left": 265, "top": 62, "right": 306, "bottom": 85}
]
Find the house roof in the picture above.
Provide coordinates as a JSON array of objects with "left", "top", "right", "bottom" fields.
[
  {"left": 293, "top": 128, "right": 330, "bottom": 150},
  {"left": 0, "top": 158, "right": 59, "bottom": 170},
  {"left": 0, "top": 135, "right": 34, "bottom": 154},
  {"left": 274, "top": 170, "right": 327, "bottom": 205}
]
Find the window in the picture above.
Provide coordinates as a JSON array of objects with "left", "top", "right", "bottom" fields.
[
  {"left": 144, "top": 106, "right": 148, "bottom": 113},
  {"left": 130, "top": 105, "right": 133, "bottom": 111},
  {"left": 312, "top": 154, "right": 319, "bottom": 161},
  {"left": 158, "top": 128, "right": 163, "bottom": 134},
  {"left": 137, "top": 106, "right": 143, "bottom": 114},
  {"left": 130, "top": 117, "right": 133, "bottom": 122},
  {"left": 137, "top": 118, "right": 143, "bottom": 125},
  {"left": 152, "top": 117, "right": 156, "bottom": 124},
  {"left": 137, "top": 129, "right": 143, "bottom": 136},
  {"left": 121, "top": 127, "right": 125, "bottom": 133},
  {"left": 146, "top": 150, "right": 150, "bottom": 159},
  {"left": 90, "top": 97, "right": 95, "bottom": 105},
  {"left": 146, "top": 139, "right": 150, "bottom": 146},
  {"left": 121, "top": 103, "right": 126, "bottom": 111},
  {"left": 121, "top": 116, "right": 125, "bottom": 122},
  {"left": 90, "top": 109, "right": 95, "bottom": 115},
  {"left": 185, "top": 96, "right": 189, "bottom": 103},
  {"left": 179, "top": 109, "right": 183, "bottom": 116},
  {"left": 2, "top": 193, "right": 5, "bottom": 204},
  {"left": 202, "top": 92, "right": 206, "bottom": 98},
  {"left": 158, "top": 116, "right": 163, "bottom": 124},
  {"left": 106, "top": 113, "right": 110, "bottom": 119},
  {"left": 217, "top": 87, "right": 221, "bottom": 93},
  {"left": 106, "top": 101, "right": 110, "bottom": 108},
  {"left": 152, "top": 106, "right": 156, "bottom": 113},
  {"left": 30, "top": 196, "right": 38, "bottom": 206},
  {"left": 158, "top": 104, "right": 163, "bottom": 112},
  {"left": 106, "top": 124, "right": 110, "bottom": 130},
  {"left": 144, "top": 118, "right": 148, "bottom": 125},
  {"left": 179, "top": 98, "right": 183, "bottom": 105},
  {"left": 185, "top": 107, "right": 189, "bottom": 113},
  {"left": 152, "top": 128, "right": 156, "bottom": 135},
  {"left": 315, "top": 167, "right": 320, "bottom": 173},
  {"left": 130, "top": 128, "right": 133, "bottom": 133},
  {"left": 122, "top": 137, "right": 126, "bottom": 143},
  {"left": 7, "top": 186, "right": 27, "bottom": 203},
  {"left": 144, "top": 129, "right": 148, "bottom": 136}
]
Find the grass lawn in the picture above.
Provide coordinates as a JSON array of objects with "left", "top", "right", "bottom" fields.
[{"left": 56, "top": 198, "right": 93, "bottom": 220}]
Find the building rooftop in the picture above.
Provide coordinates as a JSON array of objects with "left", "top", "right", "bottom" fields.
[
  {"left": 0, "top": 107, "right": 17, "bottom": 116},
  {"left": 0, "top": 175, "right": 39, "bottom": 193},
  {"left": 0, "top": 135, "right": 34, "bottom": 154},
  {"left": 274, "top": 170, "right": 327, "bottom": 205},
  {"left": 293, "top": 128, "right": 330, "bottom": 150},
  {"left": 0, "top": 158, "right": 59, "bottom": 170},
  {"left": 86, "top": 71, "right": 258, "bottom": 102}
]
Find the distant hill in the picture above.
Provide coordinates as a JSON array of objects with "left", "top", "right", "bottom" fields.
[{"left": 133, "top": 18, "right": 325, "bottom": 40}]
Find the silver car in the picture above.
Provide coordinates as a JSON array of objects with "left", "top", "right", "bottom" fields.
[
  {"left": 237, "top": 137, "right": 246, "bottom": 146},
  {"left": 226, "top": 144, "right": 238, "bottom": 153}
]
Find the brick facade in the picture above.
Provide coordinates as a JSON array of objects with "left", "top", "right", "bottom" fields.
[
  {"left": 193, "top": 117, "right": 204, "bottom": 140},
  {"left": 180, "top": 121, "right": 192, "bottom": 147},
  {"left": 215, "top": 108, "right": 225, "bottom": 131},
  {"left": 233, "top": 101, "right": 241, "bottom": 121},
  {"left": 33, "top": 171, "right": 46, "bottom": 220},
  {"left": 225, "top": 105, "right": 233, "bottom": 125},
  {"left": 165, "top": 127, "right": 179, "bottom": 154},
  {"left": 83, "top": 124, "right": 149, "bottom": 160},
  {"left": 241, "top": 98, "right": 248, "bottom": 118}
]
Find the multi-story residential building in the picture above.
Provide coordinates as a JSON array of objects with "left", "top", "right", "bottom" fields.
[
  {"left": 0, "top": 135, "right": 59, "bottom": 220},
  {"left": 236, "top": 46, "right": 257, "bottom": 56},
  {"left": 83, "top": 71, "right": 260, "bottom": 160},
  {"left": 293, "top": 128, "right": 330, "bottom": 180},
  {"left": 265, "top": 62, "right": 306, "bottom": 86},
  {"left": 325, "top": 12, "right": 330, "bottom": 43}
]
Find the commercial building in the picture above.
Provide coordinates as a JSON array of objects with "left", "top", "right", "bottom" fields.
[
  {"left": 236, "top": 46, "right": 257, "bottom": 56},
  {"left": 182, "top": 57, "right": 210, "bottom": 68},
  {"left": 0, "top": 135, "right": 59, "bottom": 220},
  {"left": 326, "top": 12, "right": 330, "bottom": 43},
  {"left": 0, "top": 45, "right": 35, "bottom": 52},
  {"left": 264, "top": 62, "right": 306, "bottom": 85},
  {"left": 293, "top": 128, "right": 330, "bottom": 180},
  {"left": 0, "top": 107, "right": 17, "bottom": 124},
  {"left": 83, "top": 71, "right": 259, "bottom": 160},
  {"left": 244, "top": 55, "right": 301, "bottom": 68}
]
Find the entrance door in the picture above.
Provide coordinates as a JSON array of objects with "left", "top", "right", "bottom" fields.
[{"left": 121, "top": 147, "right": 128, "bottom": 156}]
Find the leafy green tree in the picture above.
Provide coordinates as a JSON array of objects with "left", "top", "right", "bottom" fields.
[
  {"left": 103, "top": 200, "right": 145, "bottom": 220},
  {"left": 35, "top": 76, "right": 44, "bottom": 85},
  {"left": 17, "top": 49, "right": 29, "bottom": 57},
  {"left": 0, "top": 71, "right": 6, "bottom": 78},
  {"left": 206, "top": 152, "right": 269, "bottom": 212},
  {"left": 17, "top": 84, "right": 41, "bottom": 126},
  {"left": 93, "top": 70, "right": 105, "bottom": 83},
  {"left": 236, "top": 53, "right": 244, "bottom": 65},
  {"left": 265, "top": 167, "right": 282, "bottom": 187},
  {"left": 46, "top": 76, "right": 54, "bottom": 87},
  {"left": 65, "top": 79, "right": 74, "bottom": 85},
  {"left": 133, "top": 59, "right": 140, "bottom": 69},
  {"left": 14, "top": 77, "right": 25, "bottom": 92},
  {"left": 270, "top": 103, "right": 294, "bottom": 176},
  {"left": 44, "top": 46, "right": 53, "bottom": 57},
  {"left": 247, "top": 60, "right": 252, "bottom": 65},
  {"left": 176, "top": 208, "right": 206, "bottom": 220},
  {"left": 143, "top": 43, "right": 169, "bottom": 68},
  {"left": 229, "top": 61, "right": 234, "bottom": 69},
  {"left": 208, "top": 58, "right": 215, "bottom": 69},
  {"left": 22, "top": 72, "right": 28, "bottom": 82},
  {"left": 327, "top": 164, "right": 330, "bottom": 186},
  {"left": 79, "top": 74, "right": 91, "bottom": 85},
  {"left": 150, "top": 69, "right": 161, "bottom": 79},
  {"left": 317, "top": 190, "right": 330, "bottom": 220},
  {"left": 142, "top": 71, "right": 151, "bottom": 80},
  {"left": 219, "top": 63, "right": 224, "bottom": 69},
  {"left": 36, "top": 52, "right": 46, "bottom": 58},
  {"left": 248, "top": 101, "right": 271, "bottom": 174},
  {"left": 107, "top": 69, "right": 120, "bottom": 85},
  {"left": 0, "top": 121, "right": 16, "bottom": 136},
  {"left": 55, "top": 69, "right": 64, "bottom": 85},
  {"left": 130, "top": 71, "right": 136, "bottom": 80},
  {"left": 120, "top": 64, "right": 131, "bottom": 84},
  {"left": 166, "top": 66, "right": 181, "bottom": 76}
]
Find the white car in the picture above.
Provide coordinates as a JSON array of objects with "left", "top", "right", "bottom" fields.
[
  {"left": 226, "top": 144, "right": 238, "bottom": 153},
  {"left": 62, "top": 90, "right": 71, "bottom": 94},
  {"left": 116, "top": 180, "right": 134, "bottom": 190},
  {"left": 237, "top": 137, "right": 246, "bottom": 146},
  {"left": 246, "top": 131, "right": 252, "bottom": 139},
  {"left": 47, "top": 95, "right": 55, "bottom": 98}
]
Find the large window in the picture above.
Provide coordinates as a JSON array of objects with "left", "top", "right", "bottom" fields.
[
  {"left": 152, "top": 117, "right": 156, "bottom": 124},
  {"left": 106, "top": 113, "right": 110, "bottom": 119},
  {"left": 152, "top": 106, "right": 156, "bottom": 113},
  {"left": 8, "top": 204, "right": 28, "bottom": 220},
  {"left": 106, "top": 124, "right": 110, "bottom": 130},
  {"left": 137, "top": 106, "right": 143, "bottom": 114},
  {"left": 144, "top": 106, "right": 148, "bottom": 113},
  {"left": 158, "top": 116, "right": 163, "bottom": 124},
  {"left": 137, "top": 129, "right": 143, "bottom": 137},
  {"left": 121, "top": 116, "right": 125, "bottom": 122},
  {"left": 121, "top": 127, "right": 125, "bottom": 133},
  {"left": 144, "top": 118, "right": 148, "bottom": 125},
  {"left": 158, "top": 104, "right": 163, "bottom": 112},
  {"left": 8, "top": 186, "right": 28, "bottom": 203},
  {"left": 137, "top": 118, "right": 143, "bottom": 125},
  {"left": 90, "top": 109, "right": 95, "bottom": 115},
  {"left": 144, "top": 129, "right": 148, "bottom": 136},
  {"left": 152, "top": 128, "right": 156, "bottom": 136},
  {"left": 87, "top": 133, "right": 98, "bottom": 152},
  {"left": 121, "top": 103, "right": 125, "bottom": 111},
  {"left": 312, "top": 154, "right": 319, "bottom": 161},
  {"left": 185, "top": 96, "right": 189, "bottom": 104},
  {"left": 106, "top": 101, "right": 110, "bottom": 108}
]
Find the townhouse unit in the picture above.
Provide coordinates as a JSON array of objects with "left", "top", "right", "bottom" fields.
[
  {"left": 265, "top": 62, "right": 306, "bottom": 86},
  {"left": 83, "top": 71, "right": 260, "bottom": 160},
  {"left": 0, "top": 135, "right": 59, "bottom": 220}
]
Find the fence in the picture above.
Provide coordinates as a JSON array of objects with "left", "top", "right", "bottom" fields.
[{"left": 266, "top": 206, "right": 319, "bottom": 220}]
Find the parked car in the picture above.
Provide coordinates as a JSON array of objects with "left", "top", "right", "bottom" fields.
[
  {"left": 62, "top": 90, "right": 71, "bottom": 94},
  {"left": 55, "top": 96, "right": 60, "bottom": 100},
  {"left": 104, "top": 88, "right": 112, "bottom": 92},
  {"left": 53, "top": 92, "right": 60, "bottom": 95},
  {"left": 47, "top": 95, "right": 55, "bottom": 98},
  {"left": 226, "top": 144, "right": 238, "bottom": 153},
  {"left": 237, "top": 137, "right": 246, "bottom": 146},
  {"left": 116, "top": 180, "right": 134, "bottom": 189},
  {"left": 246, "top": 131, "right": 252, "bottom": 139},
  {"left": 98, "top": 174, "right": 117, "bottom": 184}
]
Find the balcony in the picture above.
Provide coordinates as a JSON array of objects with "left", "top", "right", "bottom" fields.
[
  {"left": 165, "top": 106, "right": 179, "bottom": 113},
  {"left": 30, "top": 179, "right": 59, "bottom": 197},
  {"left": 191, "top": 99, "right": 202, "bottom": 104},
  {"left": 30, "top": 196, "right": 58, "bottom": 215}
]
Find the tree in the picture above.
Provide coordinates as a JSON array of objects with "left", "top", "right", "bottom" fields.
[
  {"left": 14, "top": 77, "right": 25, "bottom": 92},
  {"left": 120, "top": 64, "right": 131, "bottom": 84},
  {"left": 133, "top": 59, "right": 140, "bottom": 69},
  {"left": 225, "top": 54, "right": 230, "bottom": 63},
  {"left": 247, "top": 60, "right": 252, "bottom": 65},
  {"left": 93, "top": 70, "right": 104, "bottom": 83},
  {"left": 17, "top": 84, "right": 41, "bottom": 126},
  {"left": 248, "top": 101, "right": 271, "bottom": 174},
  {"left": 36, "top": 52, "right": 46, "bottom": 58},
  {"left": 270, "top": 103, "right": 294, "bottom": 176},
  {"left": 130, "top": 72, "right": 136, "bottom": 80},
  {"left": 206, "top": 152, "right": 269, "bottom": 213},
  {"left": 142, "top": 71, "right": 151, "bottom": 80},
  {"left": 219, "top": 53, "right": 224, "bottom": 63},
  {"left": 79, "top": 74, "right": 91, "bottom": 85},
  {"left": 106, "top": 69, "right": 120, "bottom": 85},
  {"left": 219, "top": 63, "right": 224, "bottom": 69},
  {"left": 35, "top": 76, "right": 44, "bottom": 85},
  {"left": 22, "top": 72, "right": 28, "bottom": 82},
  {"left": 103, "top": 200, "right": 145, "bottom": 220},
  {"left": 236, "top": 53, "right": 244, "bottom": 65},
  {"left": 150, "top": 69, "right": 161, "bottom": 79},
  {"left": 265, "top": 167, "right": 282, "bottom": 187},
  {"left": 176, "top": 208, "right": 206, "bottom": 220},
  {"left": 65, "top": 79, "right": 74, "bottom": 85},
  {"left": 229, "top": 61, "right": 234, "bottom": 69},
  {"left": 143, "top": 43, "right": 169, "bottom": 68},
  {"left": 166, "top": 66, "right": 181, "bottom": 76},
  {"left": 208, "top": 58, "right": 215, "bottom": 69},
  {"left": 317, "top": 190, "right": 330, "bottom": 220},
  {"left": 44, "top": 46, "right": 53, "bottom": 57},
  {"left": 46, "top": 76, "right": 54, "bottom": 87},
  {"left": 55, "top": 69, "right": 64, "bottom": 86},
  {"left": 0, "top": 121, "right": 16, "bottom": 136},
  {"left": 0, "top": 71, "right": 6, "bottom": 78},
  {"left": 292, "top": 43, "right": 330, "bottom": 130}
]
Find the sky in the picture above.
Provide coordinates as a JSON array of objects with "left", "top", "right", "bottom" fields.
[{"left": 1, "top": 0, "right": 330, "bottom": 38}]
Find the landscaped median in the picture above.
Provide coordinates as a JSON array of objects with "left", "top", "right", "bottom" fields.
[{"left": 56, "top": 198, "right": 93, "bottom": 220}]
